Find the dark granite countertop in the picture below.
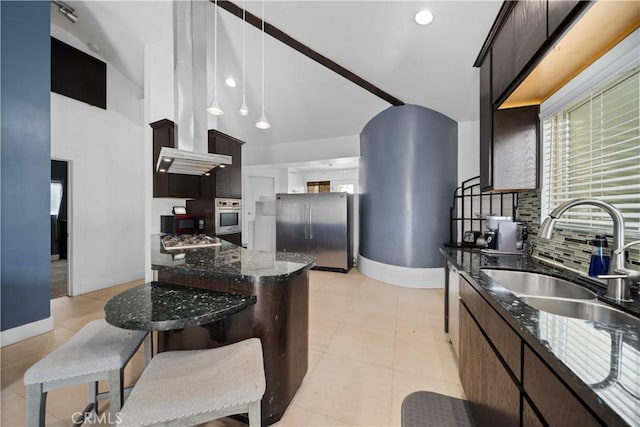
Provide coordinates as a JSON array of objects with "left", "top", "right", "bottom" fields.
[
  {"left": 441, "top": 247, "right": 640, "bottom": 427},
  {"left": 104, "top": 281, "right": 256, "bottom": 331},
  {"left": 151, "top": 234, "right": 316, "bottom": 283}
]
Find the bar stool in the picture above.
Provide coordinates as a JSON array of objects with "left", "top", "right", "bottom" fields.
[
  {"left": 401, "top": 391, "right": 475, "bottom": 427},
  {"left": 118, "top": 338, "right": 266, "bottom": 427},
  {"left": 23, "top": 319, "right": 148, "bottom": 427}
]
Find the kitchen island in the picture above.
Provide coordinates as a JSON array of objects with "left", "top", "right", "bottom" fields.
[
  {"left": 441, "top": 247, "right": 639, "bottom": 426},
  {"left": 151, "top": 235, "right": 315, "bottom": 426}
]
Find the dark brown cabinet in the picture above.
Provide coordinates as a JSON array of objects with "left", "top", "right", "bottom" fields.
[
  {"left": 492, "top": 105, "right": 539, "bottom": 190},
  {"left": 479, "top": 53, "right": 493, "bottom": 190},
  {"left": 523, "top": 347, "right": 601, "bottom": 427},
  {"left": 458, "top": 275, "right": 607, "bottom": 427},
  {"left": 208, "top": 130, "right": 243, "bottom": 199},
  {"left": 491, "top": 12, "right": 514, "bottom": 103},
  {"left": 151, "top": 119, "right": 201, "bottom": 199},
  {"left": 512, "top": 0, "right": 547, "bottom": 77},
  {"left": 459, "top": 299, "right": 520, "bottom": 426}
]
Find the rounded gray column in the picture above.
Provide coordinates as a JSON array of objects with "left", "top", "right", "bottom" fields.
[{"left": 359, "top": 104, "right": 457, "bottom": 269}]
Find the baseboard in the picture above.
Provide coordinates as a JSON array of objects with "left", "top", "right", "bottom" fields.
[
  {"left": 357, "top": 255, "right": 444, "bottom": 288},
  {"left": 1, "top": 316, "right": 55, "bottom": 347}
]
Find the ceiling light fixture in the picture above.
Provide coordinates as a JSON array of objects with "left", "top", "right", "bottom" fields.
[
  {"left": 52, "top": 0, "right": 78, "bottom": 24},
  {"left": 225, "top": 77, "right": 236, "bottom": 87},
  {"left": 255, "top": 0, "right": 271, "bottom": 129},
  {"left": 414, "top": 9, "right": 434, "bottom": 26},
  {"left": 238, "top": 0, "right": 249, "bottom": 117},
  {"left": 207, "top": 0, "right": 224, "bottom": 115}
]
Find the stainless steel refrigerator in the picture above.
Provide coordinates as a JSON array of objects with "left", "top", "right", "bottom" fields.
[{"left": 276, "top": 192, "right": 353, "bottom": 272}]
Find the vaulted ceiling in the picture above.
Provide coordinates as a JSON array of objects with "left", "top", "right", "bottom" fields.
[{"left": 51, "top": 1, "right": 502, "bottom": 146}]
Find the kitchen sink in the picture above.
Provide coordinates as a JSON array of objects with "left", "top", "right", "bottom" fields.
[
  {"left": 519, "top": 296, "right": 640, "bottom": 329},
  {"left": 481, "top": 269, "right": 597, "bottom": 299}
]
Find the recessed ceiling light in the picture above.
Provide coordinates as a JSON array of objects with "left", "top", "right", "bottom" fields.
[
  {"left": 87, "top": 42, "right": 101, "bottom": 53},
  {"left": 225, "top": 78, "right": 236, "bottom": 88},
  {"left": 414, "top": 9, "right": 434, "bottom": 26}
]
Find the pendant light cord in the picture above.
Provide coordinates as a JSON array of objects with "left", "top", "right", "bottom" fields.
[
  {"left": 242, "top": 0, "right": 246, "bottom": 106},
  {"left": 260, "top": 0, "right": 265, "bottom": 115},
  {"left": 214, "top": 0, "right": 219, "bottom": 100}
]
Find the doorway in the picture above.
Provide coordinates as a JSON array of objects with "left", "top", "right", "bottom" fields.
[
  {"left": 244, "top": 176, "right": 275, "bottom": 249},
  {"left": 50, "top": 160, "right": 69, "bottom": 299}
]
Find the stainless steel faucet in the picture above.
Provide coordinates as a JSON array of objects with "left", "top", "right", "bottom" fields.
[{"left": 538, "top": 198, "right": 634, "bottom": 302}]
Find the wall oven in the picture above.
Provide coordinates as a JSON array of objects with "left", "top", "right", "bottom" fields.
[{"left": 215, "top": 198, "right": 241, "bottom": 235}]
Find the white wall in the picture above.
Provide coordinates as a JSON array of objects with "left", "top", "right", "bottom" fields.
[
  {"left": 51, "top": 25, "right": 145, "bottom": 295},
  {"left": 457, "top": 120, "right": 480, "bottom": 184}
]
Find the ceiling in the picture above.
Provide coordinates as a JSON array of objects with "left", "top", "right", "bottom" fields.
[{"left": 51, "top": 1, "right": 502, "bottom": 147}]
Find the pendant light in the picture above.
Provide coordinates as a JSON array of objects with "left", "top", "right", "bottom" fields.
[
  {"left": 255, "top": 0, "right": 271, "bottom": 129},
  {"left": 207, "top": 0, "right": 224, "bottom": 115},
  {"left": 238, "top": 0, "right": 249, "bottom": 116}
]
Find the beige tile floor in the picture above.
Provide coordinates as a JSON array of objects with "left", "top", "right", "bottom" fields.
[{"left": 1, "top": 269, "right": 463, "bottom": 426}]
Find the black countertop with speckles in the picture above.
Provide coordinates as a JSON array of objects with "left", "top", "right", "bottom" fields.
[
  {"left": 104, "top": 281, "right": 256, "bottom": 331},
  {"left": 151, "top": 235, "right": 316, "bottom": 283},
  {"left": 441, "top": 247, "right": 640, "bottom": 427}
]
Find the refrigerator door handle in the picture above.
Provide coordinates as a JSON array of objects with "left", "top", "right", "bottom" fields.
[
  {"left": 304, "top": 204, "right": 309, "bottom": 239},
  {"left": 309, "top": 204, "right": 313, "bottom": 239}
]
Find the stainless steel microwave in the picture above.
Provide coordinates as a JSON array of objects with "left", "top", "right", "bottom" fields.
[{"left": 215, "top": 198, "right": 241, "bottom": 235}]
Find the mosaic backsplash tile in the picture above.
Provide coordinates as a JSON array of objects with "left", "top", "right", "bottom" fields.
[{"left": 517, "top": 190, "right": 640, "bottom": 274}]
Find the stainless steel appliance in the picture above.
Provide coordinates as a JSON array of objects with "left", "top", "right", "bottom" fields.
[
  {"left": 215, "top": 198, "right": 241, "bottom": 235},
  {"left": 160, "top": 213, "right": 205, "bottom": 235},
  {"left": 276, "top": 192, "right": 353, "bottom": 272},
  {"left": 478, "top": 215, "right": 526, "bottom": 255}
]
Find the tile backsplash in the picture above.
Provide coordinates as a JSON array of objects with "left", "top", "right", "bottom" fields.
[{"left": 517, "top": 190, "right": 640, "bottom": 274}]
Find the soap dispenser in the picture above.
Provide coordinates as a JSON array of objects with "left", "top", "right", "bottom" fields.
[{"left": 588, "top": 235, "right": 610, "bottom": 278}]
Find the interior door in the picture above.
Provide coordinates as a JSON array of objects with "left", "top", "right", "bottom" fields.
[
  {"left": 244, "top": 176, "right": 274, "bottom": 248},
  {"left": 308, "top": 193, "right": 347, "bottom": 269},
  {"left": 276, "top": 194, "right": 309, "bottom": 255}
]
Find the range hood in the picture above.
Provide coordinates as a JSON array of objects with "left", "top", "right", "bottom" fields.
[{"left": 156, "top": 0, "right": 231, "bottom": 176}]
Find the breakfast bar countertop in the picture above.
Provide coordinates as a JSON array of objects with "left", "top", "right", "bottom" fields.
[
  {"left": 441, "top": 246, "right": 640, "bottom": 427},
  {"left": 151, "top": 234, "right": 316, "bottom": 283}
]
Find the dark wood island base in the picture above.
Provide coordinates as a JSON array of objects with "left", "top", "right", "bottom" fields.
[{"left": 151, "top": 237, "right": 315, "bottom": 426}]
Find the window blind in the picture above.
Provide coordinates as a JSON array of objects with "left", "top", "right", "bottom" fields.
[
  {"left": 50, "top": 182, "right": 63, "bottom": 216},
  {"left": 542, "top": 66, "right": 640, "bottom": 236}
]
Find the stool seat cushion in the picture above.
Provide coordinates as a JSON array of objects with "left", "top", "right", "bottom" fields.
[
  {"left": 401, "top": 391, "right": 474, "bottom": 427},
  {"left": 118, "top": 338, "right": 265, "bottom": 427},
  {"left": 24, "top": 319, "right": 147, "bottom": 385}
]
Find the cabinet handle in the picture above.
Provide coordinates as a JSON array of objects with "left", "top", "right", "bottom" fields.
[{"left": 309, "top": 205, "right": 313, "bottom": 239}]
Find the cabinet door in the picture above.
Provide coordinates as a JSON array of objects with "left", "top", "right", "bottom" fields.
[
  {"left": 548, "top": 0, "right": 582, "bottom": 38},
  {"left": 512, "top": 0, "right": 547, "bottom": 77},
  {"left": 479, "top": 52, "right": 493, "bottom": 190},
  {"left": 523, "top": 346, "right": 602, "bottom": 426},
  {"left": 493, "top": 105, "right": 539, "bottom": 190},
  {"left": 459, "top": 303, "right": 520, "bottom": 427},
  {"left": 228, "top": 140, "right": 242, "bottom": 199},
  {"left": 491, "top": 13, "right": 514, "bottom": 103},
  {"left": 523, "top": 398, "right": 545, "bottom": 427}
]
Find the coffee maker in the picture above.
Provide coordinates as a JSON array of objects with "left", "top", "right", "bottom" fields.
[{"left": 478, "top": 216, "right": 526, "bottom": 255}]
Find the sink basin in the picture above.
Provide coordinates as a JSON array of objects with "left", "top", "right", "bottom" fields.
[
  {"left": 519, "top": 296, "right": 640, "bottom": 329},
  {"left": 481, "top": 269, "right": 597, "bottom": 299}
]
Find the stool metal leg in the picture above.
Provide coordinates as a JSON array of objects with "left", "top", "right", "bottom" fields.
[
  {"left": 108, "top": 369, "right": 124, "bottom": 426},
  {"left": 87, "top": 381, "right": 98, "bottom": 414},
  {"left": 248, "top": 401, "right": 261, "bottom": 427},
  {"left": 26, "top": 383, "right": 46, "bottom": 427}
]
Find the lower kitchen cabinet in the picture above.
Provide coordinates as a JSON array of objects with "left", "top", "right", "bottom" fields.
[
  {"left": 458, "top": 275, "right": 605, "bottom": 427},
  {"left": 523, "top": 346, "right": 601, "bottom": 427},
  {"left": 459, "top": 292, "right": 520, "bottom": 426}
]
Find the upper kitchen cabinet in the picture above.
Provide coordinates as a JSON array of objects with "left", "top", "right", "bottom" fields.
[
  {"left": 490, "top": 9, "right": 514, "bottom": 103},
  {"left": 479, "top": 53, "right": 493, "bottom": 190},
  {"left": 512, "top": 0, "right": 547, "bottom": 78},
  {"left": 208, "top": 130, "right": 243, "bottom": 199},
  {"left": 151, "top": 119, "right": 199, "bottom": 199},
  {"left": 547, "top": 0, "right": 582, "bottom": 38}
]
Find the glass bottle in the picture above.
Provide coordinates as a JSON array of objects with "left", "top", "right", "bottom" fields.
[{"left": 588, "top": 235, "right": 610, "bottom": 278}]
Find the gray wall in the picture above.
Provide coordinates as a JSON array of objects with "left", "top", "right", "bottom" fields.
[
  {"left": 360, "top": 104, "right": 457, "bottom": 268},
  {"left": 1, "top": 1, "right": 51, "bottom": 330}
]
